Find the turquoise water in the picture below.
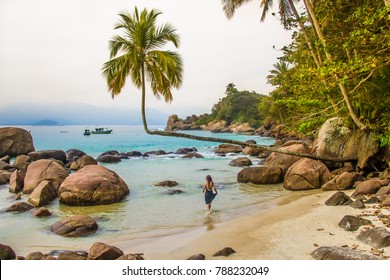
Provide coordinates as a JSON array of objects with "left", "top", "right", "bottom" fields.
[{"left": 0, "top": 125, "right": 288, "bottom": 255}]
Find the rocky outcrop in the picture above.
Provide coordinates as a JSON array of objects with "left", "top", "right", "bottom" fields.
[
  {"left": 87, "top": 242, "right": 124, "bottom": 260},
  {"left": 28, "top": 150, "right": 67, "bottom": 163},
  {"left": 51, "top": 215, "right": 98, "bottom": 237},
  {"left": 0, "top": 127, "right": 35, "bottom": 157},
  {"left": 237, "top": 166, "right": 283, "bottom": 184},
  {"left": 312, "top": 117, "right": 380, "bottom": 170},
  {"left": 58, "top": 165, "right": 129, "bottom": 206},
  {"left": 23, "top": 159, "right": 69, "bottom": 194},
  {"left": 283, "top": 158, "right": 331, "bottom": 191}
]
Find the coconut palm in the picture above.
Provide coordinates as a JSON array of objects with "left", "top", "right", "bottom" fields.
[
  {"left": 266, "top": 61, "right": 289, "bottom": 86},
  {"left": 102, "top": 7, "right": 183, "bottom": 133},
  {"left": 102, "top": 7, "right": 350, "bottom": 162}
]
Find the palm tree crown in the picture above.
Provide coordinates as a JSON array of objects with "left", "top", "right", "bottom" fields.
[{"left": 102, "top": 7, "right": 183, "bottom": 103}]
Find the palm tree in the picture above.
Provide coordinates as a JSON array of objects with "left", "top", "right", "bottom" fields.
[
  {"left": 102, "top": 7, "right": 351, "bottom": 162},
  {"left": 102, "top": 7, "right": 183, "bottom": 133},
  {"left": 266, "top": 61, "right": 289, "bottom": 86}
]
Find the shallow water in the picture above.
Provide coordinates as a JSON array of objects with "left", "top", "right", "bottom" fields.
[{"left": 0, "top": 125, "right": 290, "bottom": 255}]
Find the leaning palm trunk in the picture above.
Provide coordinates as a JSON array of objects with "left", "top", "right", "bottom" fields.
[{"left": 140, "top": 95, "right": 355, "bottom": 163}]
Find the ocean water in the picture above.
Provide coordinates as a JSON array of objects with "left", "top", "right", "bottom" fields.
[{"left": 0, "top": 125, "right": 289, "bottom": 255}]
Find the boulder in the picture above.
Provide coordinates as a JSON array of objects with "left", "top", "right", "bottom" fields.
[
  {"left": 182, "top": 152, "right": 204, "bottom": 159},
  {"left": 283, "top": 158, "right": 331, "bottom": 191},
  {"left": 265, "top": 143, "right": 309, "bottom": 174},
  {"left": 126, "top": 151, "right": 143, "bottom": 157},
  {"left": 9, "top": 170, "right": 24, "bottom": 193},
  {"left": 350, "top": 199, "right": 366, "bottom": 209},
  {"left": 338, "top": 215, "right": 372, "bottom": 231},
  {"left": 229, "top": 157, "right": 252, "bottom": 167},
  {"left": 143, "top": 150, "right": 167, "bottom": 156},
  {"left": 23, "top": 159, "right": 69, "bottom": 194},
  {"left": 13, "top": 155, "right": 31, "bottom": 173},
  {"left": 28, "top": 180, "right": 57, "bottom": 207},
  {"left": 381, "top": 195, "right": 390, "bottom": 207},
  {"left": 0, "top": 155, "right": 10, "bottom": 163},
  {"left": 215, "top": 144, "right": 242, "bottom": 154},
  {"left": 154, "top": 180, "right": 179, "bottom": 187},
  {"left": 212, "top": 247, "right": 236, "bottom": 257},
  {"left": 0, "top": 127, "right": 35, "bottom": 157},
  {"left": 96, "top": 155, "right": 121, "bottom": 163},
  {"left": 237, "top": 166, "right": 283, "bottom": 184},
  {"left": 325, "top": 191, "right": 353, "bottom": 206},
  {"left": 4, "top": 202, "right": 33, "bottom": 212},
  {"left": 377, "top": 186, "right": 390, "bottom": 196},
  {"left": 99, "top": 150, "right": 119, "bottom": 157},
  {"left": 65, "top": 149, "right": 86, "bottom": 163},
  {"left": 357, "top": 227, "right": 390, "bottom": 249},
  {"left": 51, "top": 215, "right": 98, "bottom": 237},
  {"left": 58, "top": 165, "right": 129, "bottom": 206},
  {"left": 351, "top": 178, "right": 383, "bottom": 197},
  {"left": 28, "top": 150, "right": 67, "bottom": 163},
  {"left": 31, "top": 207, "right": 53, "bottom": 217},
  {"left": 311, "top": 246, "right": 381, "bottom": 260},
  {"left": 87, "top": 242, "right": 124, "bottom": 260},
  {"left": 50, "top": 250, "right": 88, "bottom": 260},
  {"left": 175, "top": 147, "right": 197, "bottom": 154},
  {"left": 165, "top": 189, "right": 184, "bottom": 195},
  {"left": 0, "top": 160, "right": 14, "bottom": 171},
  {"left": 0, "top": 243, "right": 16, "bottom": 260}
]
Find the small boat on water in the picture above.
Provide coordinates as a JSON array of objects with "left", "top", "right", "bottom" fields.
[
  {"left": 91, "top": 127, "right": 113, "bottom": 134},
  {"left": 84, "top": 127, "right": 113, "bottom": 135}
]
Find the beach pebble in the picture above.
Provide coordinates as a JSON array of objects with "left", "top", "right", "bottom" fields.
[
  {"left": 212, "top": 247, "right": 236, "bottom": 257},
  {"left": 187, "top": 254, "right": 205, "bottom": 260}
]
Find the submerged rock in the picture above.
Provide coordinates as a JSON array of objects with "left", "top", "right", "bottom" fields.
[{"left": 51, "top": 215, "right": 98, "bottom": 237}]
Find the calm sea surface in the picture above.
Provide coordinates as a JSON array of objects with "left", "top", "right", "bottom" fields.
[{"left": 0, "top": 125, "right": 289, "bottom": 254}]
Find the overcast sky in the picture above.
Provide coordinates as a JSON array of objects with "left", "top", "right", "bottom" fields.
[{"left": 0, "top": 0, "right": 293, "bottom": 117}]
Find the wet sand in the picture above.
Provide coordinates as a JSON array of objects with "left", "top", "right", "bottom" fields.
[{"left": 112, "top": 190, "right": 390, "bottom": 260}]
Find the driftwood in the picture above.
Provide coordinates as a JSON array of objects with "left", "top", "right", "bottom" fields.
[{"left": 146, "top": 129, "right": 357, "bottom": 163}]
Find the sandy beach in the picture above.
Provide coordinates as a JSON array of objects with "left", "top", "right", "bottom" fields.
[{"left": 112, "top": 190, "right": 390, "bottom": 260}]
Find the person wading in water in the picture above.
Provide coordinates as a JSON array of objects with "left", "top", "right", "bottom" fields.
[{"left": 203, "top": 175, "right": 218, "bottom": 214}]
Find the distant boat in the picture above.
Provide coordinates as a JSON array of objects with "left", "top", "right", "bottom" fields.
[
  {"left": 84, "top": 129, "right": 92, "bottom": 136},
  {"left": 91, "top": 127, "right": 113, "bottom": 134}
]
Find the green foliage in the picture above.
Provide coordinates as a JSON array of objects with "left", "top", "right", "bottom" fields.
[{"left": 207, "top": 84, "right": 266, "bottom": 127}]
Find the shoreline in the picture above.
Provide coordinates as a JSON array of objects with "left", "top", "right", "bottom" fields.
[{"left": 111, "top": 190, "right": 389, "bottom": 260}]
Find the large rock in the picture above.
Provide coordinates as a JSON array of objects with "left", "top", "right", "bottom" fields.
[
  {"left": 154, "top": 180, "right": 179, "bottom": 187},
  {"left": 237, "top": 166, "right": 283, "bottom": 184},
  {"left": 58, "top": 165, "right": 129, "bottom": 206},
  {"left": 311, "top": 246, "right": 382, "bottom": 260},
  {"left": 4, "top": 202, "right": 33, "bottom": 212},
  {"left": 0, "top": 243, "right": 16, "bottom": 260},
  {"left": 0, "top": 170, "right": 12, "bottom": 185},
  {"left": 96, "top": 155, "right": 121, "bottom": 163},
  {"left": 321, "top": 172, "right": 357, "bottom": 191},
  {"left": 313, "top": 117, "right": 379, "bottom": 170},
  {"left": 70, "top": 155, "right": 98, "bottom": 171},
  {"left": 182, "top": 152, "right": 204, "bottom": 159},
  {"left": 51, "top": 215, "right": 98, "bottom": 237},
  {"left": 28, "top": 150, "right": 67, "bottom": 163},
  {"left": 23, "top": 159, "right": 69, "bottom": 194},
  {"left": 0, "top": 127, "right": 35, "bottom": 157},
  {"left": 357, "top": 227, "right": 390, "bottom": 249},
  {"left": 65, "top": 149, "right": 87, "bottom": 163},
  {"left": 283, "top": 158, "right": 331, "bottom": 191},
  {"left": 265, "top": 143, "right": 309, "bottom": 174},
  {"left": 28, "top": 180, "right": 57, "bottom": 207},
  {"left": 87, "top": 242, "right": 123, "bottom": 260}
]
